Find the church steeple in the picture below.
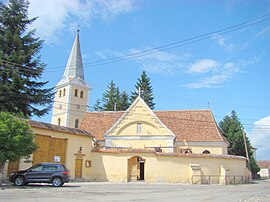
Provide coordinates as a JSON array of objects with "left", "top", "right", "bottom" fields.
[
  {"left": 51, "top": 30, "right": 91, "bottom": 128},
  {"left": 57, "top": 29, "right": 88, "bottom": 88},
  {"left": 63, "top": 29, "right": 84, "bottom": 80}
]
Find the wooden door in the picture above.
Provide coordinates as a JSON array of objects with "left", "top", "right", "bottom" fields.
[
  {"left": 7, "top": 160, "right": 19, "bottom": 176},
  {"left": 75, "top": 159, "right": 83, "bottom": 179}
]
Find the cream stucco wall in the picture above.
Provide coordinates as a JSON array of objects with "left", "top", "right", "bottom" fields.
[
  {"left": 90, "top": 152, "right": 250, "bottom": 184},
  {"left": 175, "top": 141, "right": 228, "bottom": 155},
  {"left": 67, "top": 85, "right": 88, "bottom": 128},
  {"left": 52, "top": 84, "right": 89, "bottom": 128},
  {"left": 3, "top": 126, "right": 94, "bottom": 180},
  {"left": 107, "top": 138, "right": 174, "bottom": 153}
]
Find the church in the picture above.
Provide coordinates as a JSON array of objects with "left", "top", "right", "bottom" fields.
[{"left": 3, "top": 31, "right": 251, "bottom": 184}]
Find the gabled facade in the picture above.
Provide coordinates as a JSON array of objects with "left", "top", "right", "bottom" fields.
[
  {"left": 80, "top": 103, "right": 229, "bottom": 155},
  {"left": 51, "top": 30, "right": 91, "bottom": 128},
  {"left": 104, "top": 97, "right": 175, "bottom": 152}
]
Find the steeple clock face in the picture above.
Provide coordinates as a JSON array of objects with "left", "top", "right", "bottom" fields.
[{"left": 77, "top": 104, "right": 81, "bottom": 110}]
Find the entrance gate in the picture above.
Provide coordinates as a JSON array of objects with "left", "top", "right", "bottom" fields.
[
  {"left": 128, "top": 156, "right": 145, "bottom": 181},
  {"left": 32, "top": 134, "right": 67, "bottom": 165}
]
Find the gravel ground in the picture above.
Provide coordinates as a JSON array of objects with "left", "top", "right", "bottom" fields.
[{"left": 0, "top": 179, "right": 270, "bottom": 202}]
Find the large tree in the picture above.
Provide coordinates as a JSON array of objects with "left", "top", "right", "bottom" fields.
[
  {"left": 94, "top": 80, "right": 130, "bottom": 111},
  {"left": 219, "top": 110, "right": 260, "bottom": 176},
  {"left": 0, "top": 0, "right": 53, "bottom": 118},
  {"left": 130, "top": 71, "right": 155, "bottom": 109},
  {"left": 0, "top": 112, "right": 37, "bottom": 186}
]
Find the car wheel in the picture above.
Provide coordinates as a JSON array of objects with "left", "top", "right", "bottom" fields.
[
  {"left": 14, "top": 176, "right": 25, "bottom": 186},
  {"left": 52, "top": 177, "right": 63, "bottom": 187}
]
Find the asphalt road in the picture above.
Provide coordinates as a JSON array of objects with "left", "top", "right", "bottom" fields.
[{"left": 0, "top": 179, "right": 270, "bottom": 202}]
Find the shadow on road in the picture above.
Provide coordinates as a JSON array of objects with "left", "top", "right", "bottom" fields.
[{"left": 1, "top": 183, "right": 81, "bottom": 190}]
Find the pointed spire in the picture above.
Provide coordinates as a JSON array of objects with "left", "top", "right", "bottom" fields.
[{"left": 62, "top": 30, "right": 84, "bottom": 81}]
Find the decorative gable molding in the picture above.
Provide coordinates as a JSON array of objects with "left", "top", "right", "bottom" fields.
[{"left": 104, "top": 96, "right": 175, "bottom": 138}]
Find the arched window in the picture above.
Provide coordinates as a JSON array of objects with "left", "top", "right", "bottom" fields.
[
  {"left": 57, "top": 118, "right": 61, "bottom": 126},
  {"left": 75, "top": 89, "right": 78, "bottom": 97},
  {"left": 75, "top": 119, "right": 79, "bottom": 128},
  {"left": 59, "top": 90, "right": 62, "bottom": 98},
  {"left": 63, "top": 88, "right": 66, "bottom": 96},
  {"left": 80, "top": 91, "right": 83, "bottom": 98},
  {"left": 202, "top": 150, "right": 210, "bottom": 154}
]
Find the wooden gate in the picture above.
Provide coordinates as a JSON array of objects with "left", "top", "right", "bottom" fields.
[
  {"left": 7, "top": 160, "right": 19, "bottom": 176},
  {"left": 32, "top": 134, "right": 66, "bottom": 165}
]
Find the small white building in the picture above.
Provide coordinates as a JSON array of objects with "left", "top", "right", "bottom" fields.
[{"left": 257, "top": 160, "right": 270, "bottom": 178}]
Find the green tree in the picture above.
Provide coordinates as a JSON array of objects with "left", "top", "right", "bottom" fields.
[
  {"left": 0, "top": 112, "right": 37, "bottom": 186},
  {"left": 119, "top": 91, "right": 130, "bottom": 111},
  {"left": 0, "top": 0, "right": 53, "bottom": 118},
  {"left": 130, "top": 71, "right": 155, "bottom": 109},
  {"left": 95, "top": 81, "right": 130, "bottom": 111},
  {"left": 219, "top": 110, "right": 260, "bottom": 176},
  {"left": 93, "top": 99, "right": 102, "bottom": 111},
  {"left": 101, "top": 80, "right": 118, "bottom": 111}
]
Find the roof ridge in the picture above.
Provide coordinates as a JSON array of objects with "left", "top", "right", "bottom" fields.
[{"left": 154, "top": 109, "right": 211, "bottom": 112}]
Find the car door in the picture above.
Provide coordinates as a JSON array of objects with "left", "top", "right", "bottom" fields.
[
  {"left": 41, "top": 164, "right": 60, "bottom": 182},
  {"left": 25, "top": 164, "right": 43, "bottom": 182}
]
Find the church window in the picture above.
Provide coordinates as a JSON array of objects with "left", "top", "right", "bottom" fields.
[
  {"left": 137, "top": 123, "right": 142, "bottom": 133},
  {"left": 75, "top": 119, "right": 79, "bottom": 128},
  {"left": 58, "top": 118, "right": 61, "bottom": 126},
  {"left": 202, "top": 150, "right": 210, "bottom": 154},
  {"left": 75, "top": 89, "right": 78, "bottom": 97},
  {"left": 59, "top": 90, "right": 62, "bottom": 97},
  {"left": 63, "top": 88, "right": 66, "bottom": 96},
  {"left": 80, "top": 91, "right": 84, "bottom": 98}
]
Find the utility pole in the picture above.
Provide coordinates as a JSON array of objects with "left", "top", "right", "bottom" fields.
[{"left": 242, "top": 129, "right": 251, "bottom": 171}]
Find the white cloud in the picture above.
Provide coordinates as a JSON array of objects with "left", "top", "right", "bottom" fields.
[
  {"left": 248, "top": 116, "right": 270, "bottom": 160},
  {"left": 212, "top": 35, "right": 237, "bottom": 52},
  {"left": 95, "top": 48, "right": 191, "bottom": 75},
  {"left": 129, "top": 48, "right": 191, "bottom": 74},
  {"left": 185, "top": 61, "right": 240, "bottom": 88},
  {"left": 187, "top": 59, "right": 219, "bottom": 74},
  {"left": 27, "top": 0, "right": 137, "bottom": 44}
]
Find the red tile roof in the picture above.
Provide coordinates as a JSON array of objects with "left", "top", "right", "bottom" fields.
[
  {"left": 257, "top": 160, "right": 270, "bottom": 169},
  {"left": 79, "top": 110, "right": 226, "bottom": 142},
  {"left": 28, "top": 120, "right": 94, "bottom": 138}
]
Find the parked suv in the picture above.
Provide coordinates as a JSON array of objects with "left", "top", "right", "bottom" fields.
[{"left": 9, "top": 162, "right": 70, "bottom": 187}]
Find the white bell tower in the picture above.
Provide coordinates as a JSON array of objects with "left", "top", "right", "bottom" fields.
[{"left": 51, "top": 30, "right": 91, "bottom": 128}]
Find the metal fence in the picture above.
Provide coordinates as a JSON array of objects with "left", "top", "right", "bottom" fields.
[{"left": 191, "top": 175, "right": 251, "bottom": 185}]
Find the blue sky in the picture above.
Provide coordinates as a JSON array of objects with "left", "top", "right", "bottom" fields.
[{"left": 19, "top": 0, "right": 270, "bottom": 160}]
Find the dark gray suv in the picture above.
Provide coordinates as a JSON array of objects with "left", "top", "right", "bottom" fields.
[{"left": 9, "top": 162, "right": 71, "bottom": 187}]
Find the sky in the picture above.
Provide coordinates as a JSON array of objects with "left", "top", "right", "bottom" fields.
[{"left": 5, "top": 0, "right": 270, "bottom": 160}]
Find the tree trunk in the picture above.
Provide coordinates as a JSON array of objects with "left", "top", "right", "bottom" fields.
[{"left": 0, "top": 161, "right": 6, "bottom": 187}]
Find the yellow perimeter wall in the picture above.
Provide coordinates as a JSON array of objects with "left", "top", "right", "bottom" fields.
[{"left": 90, "top": 152, "right": 250, "bottom": 184}]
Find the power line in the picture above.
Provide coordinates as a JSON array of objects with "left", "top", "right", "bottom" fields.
[{"left": 1, "top": 12, "right": 270, "bottom": 74}]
